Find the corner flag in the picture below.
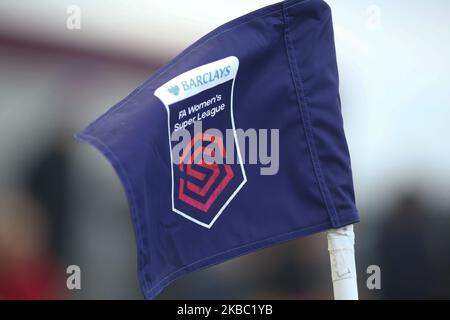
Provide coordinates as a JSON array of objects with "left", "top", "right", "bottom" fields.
[{"left": 75, "top": 0, "right": 359, "bottom": 299}]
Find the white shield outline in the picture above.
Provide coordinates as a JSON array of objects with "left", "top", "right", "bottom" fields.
[{"left": 155, "top": 56, "right": 247, "bottom": 228}]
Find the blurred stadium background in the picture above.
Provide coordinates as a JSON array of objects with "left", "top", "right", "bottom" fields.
[{"left": 1, "top": 0, "right": 450, "bottom": 299}]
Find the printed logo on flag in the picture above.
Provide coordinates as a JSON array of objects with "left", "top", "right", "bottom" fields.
[
  {"left": 168, "top": 85, "right": 180, "bottom": 96},
  {"left": 178, "top": 132, "right": 234, "bottom": 213},
  {"left": 155, "top": 56, "right": 247, "bottom": 228}
]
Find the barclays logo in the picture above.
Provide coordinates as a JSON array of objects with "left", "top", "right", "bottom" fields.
[
  {"left": 168, "top": 85, "right": 180, "bottom": 96},
  {"left": 166, "top": 65, "right": 232, "bottom": 98},
  {"left": 181, "top": 66, "right": 232, "bottom": 92}
]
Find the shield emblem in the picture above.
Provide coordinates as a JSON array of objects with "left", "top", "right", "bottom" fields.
[{"left": 155, "top": 56, "right": 246, "bottom": 228}]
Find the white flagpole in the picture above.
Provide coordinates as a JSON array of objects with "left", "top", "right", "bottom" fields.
[{"left": 326, "top": 224, "right": 358, "bottom": 300}]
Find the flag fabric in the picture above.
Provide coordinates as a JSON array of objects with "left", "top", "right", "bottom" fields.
[{"left": 75, "top": 0, "right": 359, "bottom": 299}]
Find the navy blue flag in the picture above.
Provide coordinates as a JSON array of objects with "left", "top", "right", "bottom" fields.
[{"left": 75, "top": 0, "right": 359, "bottom": 299}]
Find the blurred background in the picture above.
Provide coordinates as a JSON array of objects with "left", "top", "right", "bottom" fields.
[{"left": 1, "top": 0, "right": 450, "bottom": 299}]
